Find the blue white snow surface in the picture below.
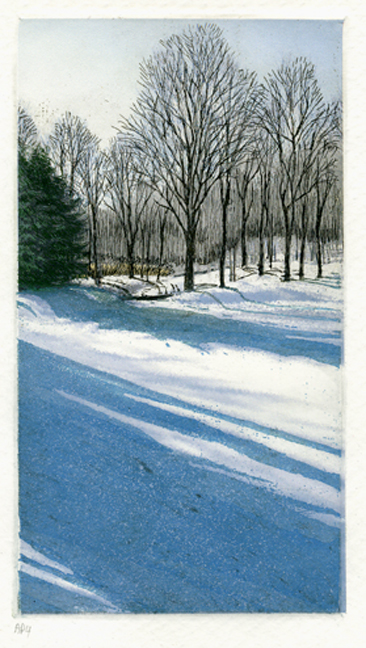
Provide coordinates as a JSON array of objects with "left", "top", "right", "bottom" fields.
[{"left": 17, "top": 267, "right": 343, "bottom": 613}]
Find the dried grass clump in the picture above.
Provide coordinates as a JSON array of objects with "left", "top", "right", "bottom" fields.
[{"left": 89, "top": 261, "right": 171, "bottom": 278}]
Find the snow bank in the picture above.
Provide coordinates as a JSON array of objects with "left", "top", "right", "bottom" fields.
[
  {"left": 133, "top": 266, "right": 342, "bottom": 337},
  {"left": 75, "top": 275, "right": 181, "bottom": 299}
]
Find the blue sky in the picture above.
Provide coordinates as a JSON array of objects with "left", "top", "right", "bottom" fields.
[{"left": 19, "top": 19, "right": 342, "bottom": 145}]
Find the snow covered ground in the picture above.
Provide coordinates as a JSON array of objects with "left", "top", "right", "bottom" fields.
[
  {"left": 20, "top": 262, "right": 343, "bottom": 447},
  {"left": 17, "top": 260, "right": 344, "bottom": 613}
]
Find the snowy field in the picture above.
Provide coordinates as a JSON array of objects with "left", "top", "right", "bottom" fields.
[{"left": 17, "top": 261, "right": 344, "bottom": 613}]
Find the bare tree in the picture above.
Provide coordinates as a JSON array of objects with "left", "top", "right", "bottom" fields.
[
  {"left": 49, "top": 112, "right": 96, "bottom": 196},
  {"left": 235, "top": 152, "right": 260, "bottom": 268},
  {"left": 155, "top": 195, "right": 171, "bottom": 281},
  {"left": 323, "top": 179, "right": 343, "bottom": 256},
  {"left": 262, "top": 58, "right": 339, "bottom": 281},
  {"left": 266, "top": 168, "right": 282, "bottom": 269},
  {"left": 314, "top": 105, "right": 341, "bottom": 278},
  {"left": 297, "top": 188, "right": 312, "bottom": 280},
  {"left": 139, "top": 202, "right": 156, "bottom": 281},
  {"left": 257, "top": 132, "right": 275, "bottom": 276},
  {"left": 122, "top": 23, "right": 259, "bottom": 290},
  {"left": 314, "top": 160, "right": 338, "bottom": 279},
  {"left": 226, "top": 194, "right": 241, "bottom": 282},
  {"left": 217, "top": 69, "right": 260, "bottom": 287},
  {"left": 77, "top": 140, "right": 106, "bottom": 284},
  {"left": 106, "top": 137, "right": 152, "bottom": 279}
]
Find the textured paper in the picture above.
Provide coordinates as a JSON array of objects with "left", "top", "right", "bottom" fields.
[{"left": 1, "top": 0, "right": 366, "bottom": 646}]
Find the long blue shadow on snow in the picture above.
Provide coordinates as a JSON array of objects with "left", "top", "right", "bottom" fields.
[
  {"left": 27, "top": 286, "right": 342, "bottom": 367},
  {"left": 18, "top": 340, "right": 341, "bottom": 613}
]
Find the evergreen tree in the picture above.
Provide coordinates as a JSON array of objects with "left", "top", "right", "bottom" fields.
[{"left": 18, "top": 145, "right": 87, "bottom": 289}]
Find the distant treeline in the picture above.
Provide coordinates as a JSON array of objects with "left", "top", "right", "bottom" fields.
[{"left": 18, "top": 23, "right": 342, "bottom": 290}]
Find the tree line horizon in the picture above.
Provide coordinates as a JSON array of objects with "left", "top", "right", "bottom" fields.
[{"left": 18, "top": 23, "right": 342, "bottom": 291}]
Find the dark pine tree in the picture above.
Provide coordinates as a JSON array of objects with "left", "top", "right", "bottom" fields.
[{"left": 18, "top": 146, "right": 87, "bottom": 289}]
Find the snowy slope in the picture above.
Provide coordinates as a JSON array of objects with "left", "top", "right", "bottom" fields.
[
  {"left": 17, "top": 264, "right": 343, "bottom": 613},
  {"left": 18, "top": 297, "right": 341, "bottom": 446}
]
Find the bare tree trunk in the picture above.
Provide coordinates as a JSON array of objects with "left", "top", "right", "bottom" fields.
[
  {"left": 157, "top": 232, "right": 164, "bottom": 281},
  {"left": 145, "top": 226, "right": 152, "bottom": 281},
  {"left": 219, "top": 217, "right": 227, "bottom": 287},
  {"left": 299, "top": 203, "right": 308, "bottom": 280},
  {"left": 219, "top": 176, "right": 231, "bottom": 288},
  {"left": 88, "top": 212, "right": 93, "bottom": 275},
  {"left": 241, "top": 223, "right": 248, "bottom": 268},
  {"left": 258, "top": 205, "right": 266, "bottom": 276},
  {"left": 240, "top": 187, "right": 254, "bottom": 269},
  {"left": 299, "top": 236, "right": 306, "bottom": 280},
  {"left": 281, "top": 200, "right": 293, "bottom": 282},
  {"left": 284, "top": 231, "right": 292, "bottom": 282},
  {"left": 184, "top": 230, "right": 195, "bottom": 291},
  {"left": 140, "top": 233, "right": 145, "bottom": 278},
  {"left": 267, "top": 213, "right": 274, "bottom": 269},
  {"left": 126, "top": 242, "right": 134, "bottom": 279},
  {"left": 91, "top": 206, "right": 100, "bottom": 285},
  {"left": 314, "top": 176, "right": 333, "bottom": 280},
  {"left": 316, "top": 225, "right": 322, "bottom": 279},
  {"left": 157, "top": 210, "right": 167, "bottom": 281}
]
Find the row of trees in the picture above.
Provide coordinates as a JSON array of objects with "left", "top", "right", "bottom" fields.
[{"left": 19, "top": 23, "right": 342, "bottom": 290}]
